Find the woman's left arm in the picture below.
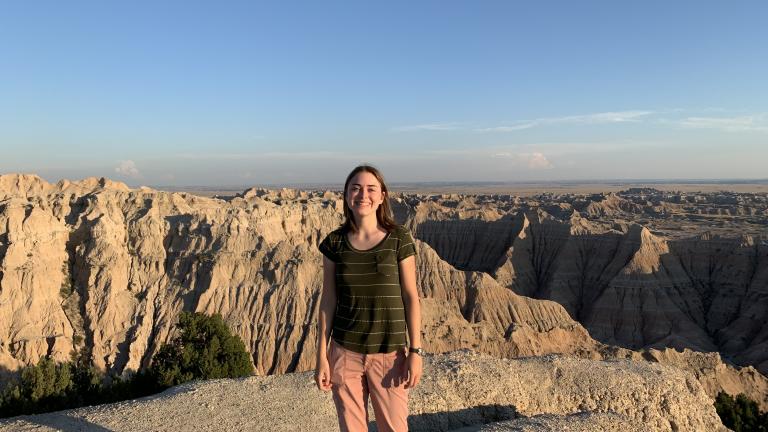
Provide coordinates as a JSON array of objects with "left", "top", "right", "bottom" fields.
[{"left": 399, "top": 255, "right": 422, "bottom": 389}]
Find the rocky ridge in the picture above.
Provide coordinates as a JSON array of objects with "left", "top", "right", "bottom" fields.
[
  {"left": 407, "top": 194, "right": 768, "bottom": 377},
  {"left": 0, "top": 173, "right": 766, "bottom": 411},
  {"left": 0, "top": 351, "right": 727, "bottom": 432},
  {"left": 0, "top": 174, "right": 595, "bottom": 378}
]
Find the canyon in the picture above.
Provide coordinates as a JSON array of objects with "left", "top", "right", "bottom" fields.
[{"left": 0, "top": 173, "right": 766, "bottom": 415}]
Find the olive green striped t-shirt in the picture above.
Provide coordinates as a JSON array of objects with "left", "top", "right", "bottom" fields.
[{"left": 318, "top": 225, "right": 417, "bottom": 354}]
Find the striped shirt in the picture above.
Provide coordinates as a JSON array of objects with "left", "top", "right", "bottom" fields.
[{"left": 318, "top": 225, "right": 417, "bottom": 354}]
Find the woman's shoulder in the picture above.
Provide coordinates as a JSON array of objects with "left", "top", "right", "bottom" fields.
[
  {"left": 325, "top": 226, "right": 346, "bottom": 241},
  {"left": 390, "top": 224, "right": 414, "bottom": 240},
  {"left": 320, "top": 226, "right": 346, "bottom": 246}
]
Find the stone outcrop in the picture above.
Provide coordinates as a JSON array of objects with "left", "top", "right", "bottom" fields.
[
  {"left": 0, "top": 173, "right": 766, "bottom": 411},
  {"left": 408, "top": 196, "right": 768, "bottom": 380},
  {"left": 0, "top": 351, "right": 727, "bottom": 431},
  {"left": 0, "top": 174, "right": 597, "bottom": 379}
]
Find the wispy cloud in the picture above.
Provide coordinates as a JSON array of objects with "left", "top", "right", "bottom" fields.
[
  {"left": 394, "top": 111, "right": 656, "bottom": 134},
  {"left": 115, "top": 160, "right": 140, "bottom": 178},
  {"left": 557, "top": 110, "right": 654, "bottom": 124},
  {"left": 391, "top": 122, "right": 462, "bottom": 132},
  {"left": 476, "top": 123, "right": 538, "bottom": 132},
  {"left": 477, "top": 110, "right": 654, "bottom": 133},
  {"left": 678, "top": 114, "right": 768, "bottom": 132},
  {"left": 177, "top": 151, "right": 347, "bottom": 160}
]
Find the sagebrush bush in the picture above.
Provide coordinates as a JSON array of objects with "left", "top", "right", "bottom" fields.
[
  {"left": 149, "top": 312, "right": 253, "bottom": 387},
  {"left": 715, "top": 391, "right": 768, "bottom": 432},
  {"left": 0, "top": 312, "right": 253, "bottom": 418}
]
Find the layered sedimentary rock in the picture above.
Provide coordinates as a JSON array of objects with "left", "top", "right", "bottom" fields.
[
  {"left": 627, "top": 347, "right": 768, "bottom": 412},
  {"left": 0, "top": 173, "right": 766, "bottom": 410},
  {"left": 0, "top": 174, "right": 594, "bottom": 379},
  {"left": 409, "top": 196, "right": 768, "bottom": 379}
]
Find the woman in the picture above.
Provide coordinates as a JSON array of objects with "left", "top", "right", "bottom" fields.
[{"left": 315, "top": 164, "right": 422, "bottom": 432}]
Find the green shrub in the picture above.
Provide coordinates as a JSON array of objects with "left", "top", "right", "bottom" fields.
[
  {"left": 0, "top": 312, "right": 253, "bottom": 418},
  {"left": 149, "top": 312, "right": 253, "bottom": 387},
  {"left": 0, "top": 358, "right": 73, "bottom": 417},
  {"left": 715, "top": 391, "right": 768, "bottom": 432}
]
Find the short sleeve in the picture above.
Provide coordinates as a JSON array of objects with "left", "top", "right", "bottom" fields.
[
  {"left": 318, "top": 233, "right": 339, "bottom": 263},
  {"left": 396, "top": 227, "right": 417, "bottom": 262}
]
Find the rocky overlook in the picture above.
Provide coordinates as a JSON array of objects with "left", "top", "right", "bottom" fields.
[
  {"left": 0, "top": 173, "right": 766, "bottom": 412},
  {"left": 0, "top": 352, "right": 728, "bottom": 432}
]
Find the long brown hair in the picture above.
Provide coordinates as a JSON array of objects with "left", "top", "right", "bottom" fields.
[{"left": 342, "top": 164, "right": 398, "bottom": 233}]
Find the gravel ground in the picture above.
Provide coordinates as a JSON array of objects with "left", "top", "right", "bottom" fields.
[{"left": 0, "top": 351, "right": 726, "bottom": 432}]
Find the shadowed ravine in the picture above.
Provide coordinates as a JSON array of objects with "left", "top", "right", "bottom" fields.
[{"left": 411, "top": 209, "right": 768, "bottom": 373}]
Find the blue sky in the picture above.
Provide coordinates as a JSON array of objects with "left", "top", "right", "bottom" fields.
[{"left": 1, "top": 0, "right": 766, "bottom": 186}]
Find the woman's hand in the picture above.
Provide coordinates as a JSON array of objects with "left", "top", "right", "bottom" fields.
[
  {"left": 315, "top": 357, "right": 332, "bottom": 391},
  {"left": 403, "top": 352, "right": 422, "bottom": 389}
]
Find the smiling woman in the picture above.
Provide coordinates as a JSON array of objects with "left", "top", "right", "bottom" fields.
[
  {"left": 315, "top": 164, "right": 422, "bottom": 432},
  {"left": 341, "top": 167, "right": 397, "bottom": 235}
]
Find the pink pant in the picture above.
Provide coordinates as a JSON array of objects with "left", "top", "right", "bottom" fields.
[{"left": 329, "top": 340, "right": 410, "bottom": 432}]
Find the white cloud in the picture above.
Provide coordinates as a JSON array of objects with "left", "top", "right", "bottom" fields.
[
  {"left": 476, "top": 123, "right": 538, "bottom": 132},
  {"left": 177, "top": 151, "right": 346, "bottom": 160},
  {"left": 527, "top": 152, "right": 553, "bottom": 169},
  {"left": 557, "top": 110, "right": 653, "bottom": 124},
  {"left": 395, "top": 110, "right": 656, "bottom": 134},
  {"left": 491, "top": 151, "right": 554, "bottom": 169},
  {"left": 115, "top": 160, "right": 140, "bottom": 178},
  {"left": 476, "top": 110, "right": 654, "bottom": 132},
  {"left": 391, "top": 123, "right": 461, "bottom": 132},
  {"left": 678, "top": 115, "right": 768, "bottom": 132}
]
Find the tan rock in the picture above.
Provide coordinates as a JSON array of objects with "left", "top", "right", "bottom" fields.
[
  {"left": 0, "top": 351, "right": 727, "bottom": 432},
  {"left": 0, "top": 173, "right": 765, "bottom": 413}
]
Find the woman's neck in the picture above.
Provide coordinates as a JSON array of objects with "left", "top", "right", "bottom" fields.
[{"left": 354, "top": 215, "right": 381, "bottom": 236}]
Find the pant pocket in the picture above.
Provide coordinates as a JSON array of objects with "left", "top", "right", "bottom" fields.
[
  {"left": 329, "top": 340, "right": 346, "bottom": 385},
  {"left": 380, "top": 350, "right": 405, "bottom": 389}
]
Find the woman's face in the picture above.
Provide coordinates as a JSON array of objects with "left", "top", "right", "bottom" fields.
[{"left": 346, "top": 171, "right": 385, "bottom": 219}]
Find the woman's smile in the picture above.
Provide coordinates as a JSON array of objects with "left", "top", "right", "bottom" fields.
[{"left": 346, "top": 172, "right": 384, "bottom": 215}]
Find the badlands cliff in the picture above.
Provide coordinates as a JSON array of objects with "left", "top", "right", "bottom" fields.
[
  {"left": 0, "top": 173, "right": 766, "bottom": 411},
  {"left": 407, "top": 194, "right": 768, "bottom": 374}
]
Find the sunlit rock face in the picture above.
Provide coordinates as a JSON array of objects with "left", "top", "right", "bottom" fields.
[
  {"left": 0, "top": 175, "right": 596, "bottom": 379},
  {"left": 0, "top": 174, "right": 766, "bottom": 409}
]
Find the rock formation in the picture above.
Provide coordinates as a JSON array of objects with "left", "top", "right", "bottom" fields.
[
  {"left": 0, "top": 351, "right": 727, "bottom": 431},
  {"left": 0, "top": 173, "right": 766, "bottom": 411},
  {"left": 408, "top": 195, "right": 768, "bottom": 380},
  {"left": 0, "top": 174, "right": 596, "bottom": 379}
]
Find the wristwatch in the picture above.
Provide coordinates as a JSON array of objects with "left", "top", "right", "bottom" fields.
[{"left": 408, "top": 347, "right": 425, "bottom": 356}]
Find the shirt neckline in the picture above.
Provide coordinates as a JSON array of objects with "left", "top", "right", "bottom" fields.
[{"left": 344, "top": 230, "right": 392, "bottom": 253}]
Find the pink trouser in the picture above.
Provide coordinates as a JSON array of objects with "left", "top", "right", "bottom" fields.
[{"left": 329, "top": 340, "right": 410, "bottom": 432}]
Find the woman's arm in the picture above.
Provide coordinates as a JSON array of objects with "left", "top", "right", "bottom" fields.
[
  {"left": 399, "top": 255, "right": 422, "bottom": 389},
  {"left": 315, "top": 256, "right": 336, "bottom": 391}
]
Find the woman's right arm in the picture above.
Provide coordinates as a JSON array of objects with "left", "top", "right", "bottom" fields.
[{"left": 315, "top": 256, "right": 336, "bottom": 391}]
